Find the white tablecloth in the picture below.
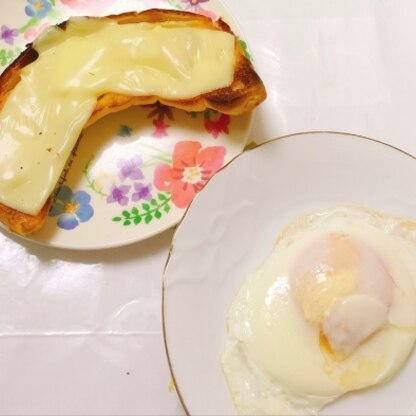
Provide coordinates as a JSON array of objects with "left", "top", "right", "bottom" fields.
[{"left": 2, "top": 1, "right": 416, "bottom": 414}]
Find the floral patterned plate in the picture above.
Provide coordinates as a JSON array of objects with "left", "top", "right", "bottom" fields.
[{"left": 0, "top": 0, "right": 254, "bottom": 249}]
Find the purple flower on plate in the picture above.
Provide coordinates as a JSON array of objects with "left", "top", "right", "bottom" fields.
[
  {"left": 132, "top": 183, "right": 152, "bottom": 202},
  {"left": 1, "top": 25, "right": 19, "bottom": 46},
  {"left": 25, "top": 0, "right": 52, "bottom": 19},
  {"left": 107, "top": 184, "right": 131, "bottom": 206},
  {"left": 118, "top": 155, "right": 144, "bottom": 182},
  {"left": 181, "top": 0, "right": 216, "bottom": 18}
]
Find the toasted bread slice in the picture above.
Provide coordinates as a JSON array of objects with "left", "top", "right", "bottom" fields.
[{"left": 0, "top": 8, "right": 266, "bottom": 236}]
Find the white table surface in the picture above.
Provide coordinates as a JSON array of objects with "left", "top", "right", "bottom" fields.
[{"left": 2, "top": 0, "right": 416, "bottom": 414}]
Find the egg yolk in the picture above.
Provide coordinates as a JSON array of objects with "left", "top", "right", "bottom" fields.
[{"left": 293, "top": 233, "right": 394, "bottom": 358}]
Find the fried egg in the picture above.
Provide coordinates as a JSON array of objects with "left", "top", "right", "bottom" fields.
[{"left": 222, "top": 206, "right": 416, "bottom": 415}]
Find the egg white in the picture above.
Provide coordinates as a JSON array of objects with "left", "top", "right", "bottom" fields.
[{"left": 222, "top": 206, "right": 416, "bottom": 415}]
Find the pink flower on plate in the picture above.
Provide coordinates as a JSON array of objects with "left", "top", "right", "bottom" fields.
[
  {"left": 205, "top": 113, "right": 230, "bottom": 138},
  {"left": 60, "top": 0, "right": 116, "bottom": 13},
  {"left": 154, "top": 141, "right": 226, "bottom": 208},
  {"left": 24, "top": 22, "right": 50, "bottom": 42},
  {"left": 152, "top": 119, "right": 170, "bottom": 138},
  {"left": 192, "top": 6, "right": 217, "bottom": 19}
]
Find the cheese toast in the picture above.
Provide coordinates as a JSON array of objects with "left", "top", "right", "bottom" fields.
[{"left": 0, "top": 8, "right": 266, "bottom": 236}]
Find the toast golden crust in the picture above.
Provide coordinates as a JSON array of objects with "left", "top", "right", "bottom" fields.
[
  {"left": 88, "top": 9, "right": 266, "bottom": 124},
  {"left": 0, "top": 8, "right": 266, "bottom": 236}
]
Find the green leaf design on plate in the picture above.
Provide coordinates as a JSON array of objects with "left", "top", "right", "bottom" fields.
[
  {"left": 165, "top": 0, "right": 183, "bottom": 10},
  {"left": 0, "top": 48, "right": 21, "bottom": 67},
  {"left": 112, "top": 193, "right": 172, "bottom": 226},
  {"left": 83, "top": 155, "right": 107, "bottom": 197},
  {"left": 238, "top": 38, "right": 252, "bottom": 61}
]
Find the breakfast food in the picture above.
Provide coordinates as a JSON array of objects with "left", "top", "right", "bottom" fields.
[
  {"left": 222, "top": 206, "right": 416, "bottom": 415},
  {"left": 0, "top": 8, "right": 266, "bottom": 236}
]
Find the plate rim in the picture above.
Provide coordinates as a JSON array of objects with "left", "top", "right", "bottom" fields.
[{"left": 161, "top": 129, "right": 416, "bottom": 415}]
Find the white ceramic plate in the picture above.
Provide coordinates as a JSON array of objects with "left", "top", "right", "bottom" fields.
[
  {"left": 163, "top": 131, "right": 416, "bottom": 416},
  {"left": 0, "top": 0, "right": 252, "bottom": 249}
]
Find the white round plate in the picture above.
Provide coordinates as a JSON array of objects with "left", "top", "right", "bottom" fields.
[
  {"left": 0, "top": 0, "right": 253, "bottom": 249},
  {"left": 163, "top": 132, "right": 416, "bottom": 416}
]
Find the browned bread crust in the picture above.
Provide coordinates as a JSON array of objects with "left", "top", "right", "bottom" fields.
[{"left": 0, "top": 8, "right": 267, "bottom": 236}]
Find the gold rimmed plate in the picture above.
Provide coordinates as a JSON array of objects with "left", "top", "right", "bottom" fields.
[{"left": 163, "top": 131, "right": 416, "bottom": 415}]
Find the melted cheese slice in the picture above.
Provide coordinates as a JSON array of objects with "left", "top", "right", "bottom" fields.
[{"left": 0, "top": 17, "right": 235, "bottom": 214}]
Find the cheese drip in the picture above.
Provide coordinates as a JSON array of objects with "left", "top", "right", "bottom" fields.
[{"left": 0, "top": 18, "right": 235, "bottom": 214}]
